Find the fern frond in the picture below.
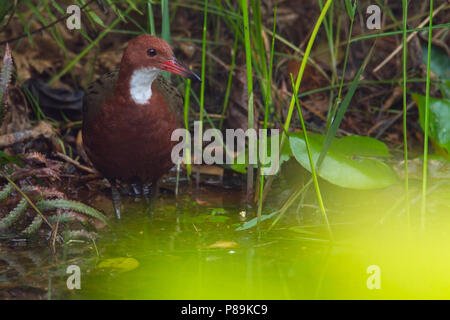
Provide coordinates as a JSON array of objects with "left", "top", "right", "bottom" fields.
[
  {"left": 48, "top": 212, "right": 76, "bottom": 224},
  {"left": 22, "top": 185, "right": 65, "bottom": 199},
  {"left": 0, "top": 198, "right": 27, "bottom": 230},
  {"left": 37, "top": 199, "right": 108, "bottom": 224},
  {"left": 23, "top": 215, "right": 43, "bottom": 235},
  {"left": 48, "top": 211, "right": 89, "bottom": 224},
  {"left": 0, "top": 183, "right": 13, "bottom": 202}
]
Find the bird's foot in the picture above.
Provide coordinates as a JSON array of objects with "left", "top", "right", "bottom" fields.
[
  {"left": 142, "top": 184, "right": 150, "bottom": 197},
  {"left": 131, "top": 183, "right": 142, "bottom": 197},
  {"left": 111, "top": 183, "right": 122, "bottom": 219}
]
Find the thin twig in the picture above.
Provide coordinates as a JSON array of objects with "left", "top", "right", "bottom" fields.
[{"left": 55, "top": 152, "right": 97, "bottom": 174}]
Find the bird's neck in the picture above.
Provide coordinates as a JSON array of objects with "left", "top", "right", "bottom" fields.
[{"left": 115, "top": 67, "right": 161, "bottom": 105}]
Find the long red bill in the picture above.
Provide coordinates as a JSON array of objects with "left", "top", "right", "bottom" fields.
[{"left": 161, "top": 58, "right": 201, "bottom": 82}]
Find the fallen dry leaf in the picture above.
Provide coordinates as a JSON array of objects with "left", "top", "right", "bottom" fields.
[{"left": 206, "top": 241, "right": 239, "bottom": 249}]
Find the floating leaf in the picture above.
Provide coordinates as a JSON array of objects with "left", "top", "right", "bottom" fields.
[
  {"left": 97, "top": 257, "right": 139, "bottom": 273},
  {"left": 412, "top": 93, "right": 450, "bottom": 154},
  {"left": 235, "top": 211, "right": 278, "bottom": 231},
  {"left": 289, "top": 133, "right": 399, "bottom": 189},
  {"left": 206, "top": 241, "right": 239, "bottom": 249}
]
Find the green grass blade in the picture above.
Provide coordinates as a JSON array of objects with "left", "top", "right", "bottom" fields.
[
  {"left": 184, "top": 78, "right": 192, "bottom": 177},
  {"left": 280, "top": 0, "right": 333, "bottom": 151},
  {"left": 316, "top": 41, "right": 377, "bottom": 170},
  {"left": 290, "top": 74, "right": 333, "bottom": 240},
  {"left": 161, "top": 0, "right": 170, "bottom": 43},
  {"left": 421, "top": 0, "right": 434, "bottom": 232},
  {"left": 147, "top": 1, "right": 155, "bottom": 35},
  {"left": 219, "top": 34, "right": 237, "bottom": 130},
  {"left": 240, "top": 0, "right": 254, "bottom": 202},
  {"left": 402, "top": 0, "right": 410, "bottom": 228}
]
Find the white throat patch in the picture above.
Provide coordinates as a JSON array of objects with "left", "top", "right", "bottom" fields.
[{"left": 129, "top": 67, "right": 161, "bottom": 104}]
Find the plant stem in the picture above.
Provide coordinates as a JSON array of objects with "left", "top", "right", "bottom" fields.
[
  {"left": 402, "top": 0, "right": 410, "bottom": 229},
  {"left": 241, "top": 0, "right": 254, "bottom": 203},
  {"left": 421, "top": 0, "right": 433, "bottom": 232},
  {"left": 290, "top": 75, "right": 333, "bottom": 240}
]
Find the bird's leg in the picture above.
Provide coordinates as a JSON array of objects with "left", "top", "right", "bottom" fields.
[
  {"left": 131, "top": 183, "right": 141, "bottom": 197},
  {"left": 110, "top": 182, "right": 122, "bottom": 219},
  {"left": 150, "top": 179, "right": 160, "bottom": 201}
]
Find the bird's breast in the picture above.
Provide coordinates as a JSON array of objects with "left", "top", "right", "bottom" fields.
[{"left": 83, "top": 89, "right": 180, "bottom": 182}]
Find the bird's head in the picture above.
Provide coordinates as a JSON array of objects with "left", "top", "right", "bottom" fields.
[{"left": 121, "top": 34, "right": 200, "bottom": 81}]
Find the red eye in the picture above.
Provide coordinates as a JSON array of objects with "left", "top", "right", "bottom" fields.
[{"left": 147, "top": 48, "right": 157, "bottom": 57}]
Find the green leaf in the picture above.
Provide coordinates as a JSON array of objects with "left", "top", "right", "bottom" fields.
[
  {"left": 344, "top": 0, "right": 356, "bottom": 19},
  {"left": 97, "top": 257, "right": 139, "bottom": 273},
  {"left": 421, "top": 43, "right": 450, "bottom": 98},
  {"left": 289, "top": 134, "right": 399, "bottom": 189},
  {"left": 229, "top": 163, "right": 247, "bottom": 174},
  {"left": 87, "top": 11, "right": 106, "bottom": 27},
  {"left": 0, "top": 150, "right": 23, "bottom": 166},
  {"left": 421, "top": 43, "right": 450, "bottom": 80},
  {"left": 235, "top": 211, "right": 278, "bottom": 231},
  {"left": 126, "top": 0, "right": 143, "bottom": 14},
  {"left": 328, "top": 135, "right": 393, "bottom": 157},
  {"left": 412, "top": 93, "right": 450, "bottom": 154},
  {"left": 228, "top": 134, "right": 292, "bottom": 174}
]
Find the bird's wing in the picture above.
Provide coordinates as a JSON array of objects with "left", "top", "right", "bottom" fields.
[
  {"left": 83, "top": 71, "right": 119, "bottom": 126},
  {"left": 153, "top": 75, "right": 185, "bottom": 126}
]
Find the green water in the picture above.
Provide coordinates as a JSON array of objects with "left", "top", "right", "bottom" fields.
[
  {"left": 1, "top": 179, "right": 449, "bottom": 299},
  {"left": 58, "top": 179, "right": 450, "bottom": 300}
]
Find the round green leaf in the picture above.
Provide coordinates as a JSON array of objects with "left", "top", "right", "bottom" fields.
[{"left": 289, "top": 134, "right": 399, "bottom": 189}]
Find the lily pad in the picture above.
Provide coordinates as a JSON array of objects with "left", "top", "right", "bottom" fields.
[
  {"left": 289, "top": 133, "right": 398, "bottom": 189},
  {"left": 97, "top": 257, "right": 139, "bottom": 273}
]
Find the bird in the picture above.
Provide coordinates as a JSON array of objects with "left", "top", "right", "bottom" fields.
[{"left": 82, "top": 34, "right": 200, "bottom": 218}]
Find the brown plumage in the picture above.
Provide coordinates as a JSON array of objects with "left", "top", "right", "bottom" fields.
[
  {"left": 83, "top": 72, "right": 183, "bottom": 182},
  {"left": 82, "top": 35, "right": 199, "bottom": 217}
]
